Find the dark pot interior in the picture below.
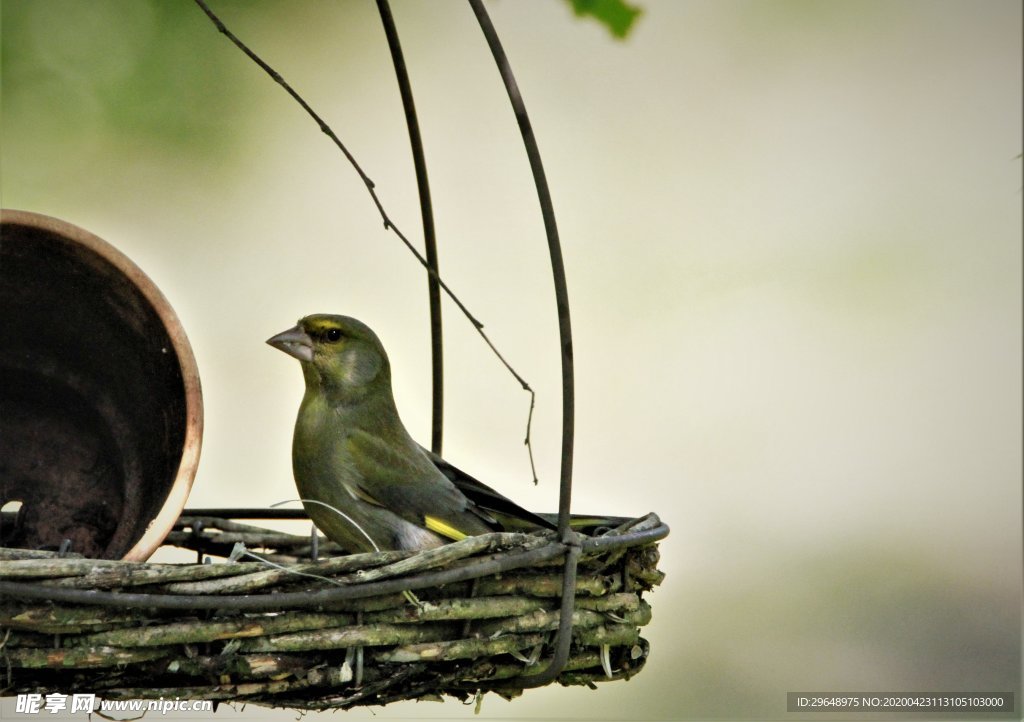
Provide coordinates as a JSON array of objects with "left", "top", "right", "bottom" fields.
[{"left": 1, "top": 211, "right": 202, "bottom": 559}]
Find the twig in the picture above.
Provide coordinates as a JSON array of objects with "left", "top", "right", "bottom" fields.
[
  {"left": 67, "top": 613, "right": 355, "bottom": 649},
  {"left": 5, "top": 646, "right": 171, "bottom": 670},
  {"left": 378, "top": 631, "right": 547, "bottom": 663},
  {"left": 192, "top": 0, "right": 538, "bottom": 481},
  {"left": 341, "top": 531, "right": 539, "bottom": 584},
  {"left": 237, "top": 621, "right": 451, "bottom": 653},
  {"left": 164, "top": 550, "right": 410, "bottom": 595}
]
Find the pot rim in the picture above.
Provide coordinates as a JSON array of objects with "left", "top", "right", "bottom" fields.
[{"left": 1, "top": 208, "right": 203, "bottom": 561}]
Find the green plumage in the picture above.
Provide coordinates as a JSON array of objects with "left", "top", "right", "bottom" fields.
[{"left": 268, "top": 314, "right": 551, "bottom": 553}]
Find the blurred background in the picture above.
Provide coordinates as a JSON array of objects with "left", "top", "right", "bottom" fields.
[{"left": 2, "top": 0, "right": 1021, "bottom": 719}]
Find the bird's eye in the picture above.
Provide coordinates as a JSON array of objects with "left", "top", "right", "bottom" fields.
[{"left": 325, "top": 328, "right": 343, "bottom": 342}]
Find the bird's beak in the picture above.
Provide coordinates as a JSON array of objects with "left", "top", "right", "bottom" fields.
[{"left": 267, "top": 325, "right": 315, "bottom": 363}]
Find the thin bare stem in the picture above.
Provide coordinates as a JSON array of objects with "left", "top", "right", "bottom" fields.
[{"left": 193, "top": 0, "right": 537, "bottom": 480}]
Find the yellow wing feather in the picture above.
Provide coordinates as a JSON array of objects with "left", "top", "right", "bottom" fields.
[{"left": 424, "top": 516, "right": 468, "bottom": 541}]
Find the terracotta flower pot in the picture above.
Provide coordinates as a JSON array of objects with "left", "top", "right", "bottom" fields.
[{"left": 1, "top": 209, "right": 202, "bottom": 560}]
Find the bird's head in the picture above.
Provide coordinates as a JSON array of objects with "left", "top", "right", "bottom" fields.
[{"left": 267, "top": 314, "right": 391, "bottom": 402}]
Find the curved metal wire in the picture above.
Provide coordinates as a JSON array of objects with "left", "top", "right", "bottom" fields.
[
  {"left": 370, "top": 2, "right": 584, "bottom": 687},
  {"left": 467, "top": 0, "right": 575, "bottom": 536},
  {"left": 376, "top": 0, "right": 445, "bottom": 455},
  {"left": 467, "top": 0, "right": 579, "bottom": 688}
]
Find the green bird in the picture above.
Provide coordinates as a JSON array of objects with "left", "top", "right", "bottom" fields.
[{"left": 267, "top": 314, "right": 555, "bottom": 553}]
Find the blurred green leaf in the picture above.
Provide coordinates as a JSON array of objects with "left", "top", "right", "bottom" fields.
[
  {"left": 0, "top": 0, "right": 278, "bottom": 158},
  {"left": 566, "top": 0, "right": 643, "bottom": 39}
]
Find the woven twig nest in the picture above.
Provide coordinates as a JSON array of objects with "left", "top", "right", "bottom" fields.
[{"left": 0, "top": 513, "right": 667, "bottom": 709}]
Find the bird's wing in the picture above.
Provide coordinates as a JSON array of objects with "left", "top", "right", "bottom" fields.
[
  {"left": 424, "top": 448, "right": 630, "bottom": 534},
  {"left": 424, "top": 449, "right": 556, "bottom": 532},
  {"left": 344, "top": 429, "right": 491, "bottom": 539}
]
